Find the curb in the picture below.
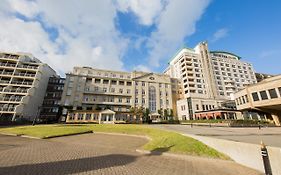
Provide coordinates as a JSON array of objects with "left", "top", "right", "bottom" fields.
[{"left": 1, "top": 130, "right": 94, "bottom": 139}]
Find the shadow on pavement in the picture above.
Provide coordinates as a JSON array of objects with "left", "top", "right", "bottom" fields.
[
  {"left": 147, "top": 145, "right": 174, "bottom": 156},
  {"left": 0, "top": 154, "right": 137, "bottom": 175}
]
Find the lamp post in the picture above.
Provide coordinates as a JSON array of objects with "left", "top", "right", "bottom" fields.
[{"left": 32, "top": 106, "right": 42, "bottom": 126}]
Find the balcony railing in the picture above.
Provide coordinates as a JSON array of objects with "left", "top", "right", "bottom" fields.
[
  {"left": 0, "top": 54, "right": 19, "bottom": 60},
  {"left": 14, "top": 73, "right": 36, "bottom": 77},
  {"left": 17, "top": 65, "right": 38, "bottom": 70},
  {"left": 0, "top": 71, "right": 13, "bottom": 75},
  {"left": 11, "top": 81, "right": 33, "bottom": 86},
  {"left": 0, "top": 107, "right": 15, "bottom": 112},
  {"left": 0, "top": 97, "right": 22, "bottom": 102},
  {"left": 0, "top": 80, "right": 10, "bottom": 84},
  {"left": 3, "top": 89, "right": 28, "bottom": 93},
  {"left": 0, "top": 63, "right": 16, "bottom": 67}
]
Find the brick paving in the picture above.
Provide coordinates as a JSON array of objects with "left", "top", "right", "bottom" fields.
[{"left": 0, "top": 133, "right": 261, "bottom": 175}]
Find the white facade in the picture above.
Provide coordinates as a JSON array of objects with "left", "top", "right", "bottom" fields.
[
  {"left": 61, "top": 67, "right": 173, "bottom": 116},
  {"left": 165, "top": 42, "right": 257, "bottom": 120},
  {"left": 0, "top": 52, "right": 56, "bottom": 121}
]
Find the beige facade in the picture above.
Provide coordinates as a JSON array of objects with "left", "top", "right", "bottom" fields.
[
  {"left": 0, "top": 52, "right": 56, "bottom": 122},
  {"left": 165, "top": 42, "right": 257, "bottom": 120},
  {"left": 234, "top": 75, "right": 281, "bottom": 125},
  {"left": 61, "top": 67, "right": 174, "bottom": 122}
]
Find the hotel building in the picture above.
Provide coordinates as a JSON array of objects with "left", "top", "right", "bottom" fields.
[
  {"left": 164, "top": 42, "right": 257, "bottom": 120},
  {"left": 0, "top": 52, "right": 56, "bottom": 122},
  {"left": 61, "top": 67, "right": 173, "bottom": 123}
]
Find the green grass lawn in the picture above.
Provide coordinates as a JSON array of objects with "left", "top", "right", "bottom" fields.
[{"left": 0, "top": 124, "right": 229, "bottom": 160}]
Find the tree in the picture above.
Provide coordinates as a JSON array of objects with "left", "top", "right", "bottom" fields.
[
  {"left": 169, "top": 109, "right": 174, "bottom": 120},
  {"left": 143, "top": 108, "right": 150, "bottom": 123},
  {"left": 164, "top": 109, "right": 168, "bottom": 120}
]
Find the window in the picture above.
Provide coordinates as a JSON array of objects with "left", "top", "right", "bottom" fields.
[
  {"left": 142, "top": 98, "right": 145, "bottom": 104},
  {"left": 127, "top": 82, "right": 132, "bottom": 86},
  {"left": 103, "top": 88, "right": 107, "bottom": 92},
  {"left": 126, "top": 98, "right": 130, "bottom": 103},
  {"left": 111, "top": 80, "right": 117, "bottom": 85},
  {"left": 119, "top": 81, "right": 124, "bottom": 85},
  {"left": 127, "top": 89, "right": 130, "bottom": 94},
  {"left": 196, "top": 104, "right": 199, "bottom": 110},
  {"left": 142, "top": 89, "right": 145, "bottom": 95},
  {"left": 118, "top": 98, "right": 122, "bottom": 103},
  {"left": 111, "top": 88, "right": 115, "bottom": 92},
  {"left": 260, "top": 91, "right": 268, "bottom": 100},
  {"left": 94, "top": 86, "right": 99, "bottom": 91},
  {"left": 268, "top": 89, "right": 278, "bottom": 99},
  {"left": 103, "top": 79, "right": 109, "bottom": 84},
  {"left": 252, "top": 92, "right": 259, "bottom": 101},
  {"left": 135, "top": 98, "right": 138, "bottom": 103},
  {"left": 69, "top": 114, "right": 75, "bottom": 120},
  {"left": 142, "top": 82, "right": 145, "bottom": 86},
  {"left": 149, "top": 86, "right": 156, "bottom": 112},
  {"left": 66, "top": 89, "right": 72, "bottom": 96},
  {"left": 77, "top": 114, "right": 84, "bottom": 120},
  {"left": 119, "top": 89, "right": 123, "bottom": 93},
  {"left": 95, "top": 79, "right": 101, "bottom": 83},
  {"left": 85, "top": 114, "right": 91, "bottom": 120}
]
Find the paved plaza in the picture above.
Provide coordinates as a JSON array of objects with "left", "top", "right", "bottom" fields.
[
  {"left": 149, "top": 125, "right": 281, "bottom": 147},
  {"left": 0, "top": 133, "right": 261, "bottom": 175}
]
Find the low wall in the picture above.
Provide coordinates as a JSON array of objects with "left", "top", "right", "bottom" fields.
[{"left": 184, "top": 134, "right": 281, "bottom": 175}]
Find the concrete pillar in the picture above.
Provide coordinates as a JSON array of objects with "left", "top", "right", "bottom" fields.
[
  {"left": 272, "top": 114, "right": 281, "bottom": 126},
  {"left": 98, "top": 113, "right": 101, "bottom": 124}
]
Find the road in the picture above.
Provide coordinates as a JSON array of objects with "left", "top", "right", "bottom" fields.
[
  {"left": 149, "top": 124, "right": 281, "bottom": 147},
  {"left": 0, "top": 133, "right": 261, "bottom": 175}
]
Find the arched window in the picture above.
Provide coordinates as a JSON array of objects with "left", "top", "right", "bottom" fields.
[{"left": 149, "top": 86, "right": 156, "bottom": 112}]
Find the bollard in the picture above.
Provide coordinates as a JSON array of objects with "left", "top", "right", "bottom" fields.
[{"left": 261, "top": 141, "right": 272, "bottom": 175}]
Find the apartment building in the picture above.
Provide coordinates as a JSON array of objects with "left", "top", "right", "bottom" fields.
[
  {"left": 61, "top": 67, "right": 173, "bottom": 123},
  {"left": 164, "top": 42, "right": 257, "bottom": 120},
  {"left": 40, "top": 76, "right": 65, "bottom": 123},
  {"left": 0, "top": 52, "right": 56, "bottom": 122},
  {"left": 235, "top": 75, "right": 281, "bottom": 125}
]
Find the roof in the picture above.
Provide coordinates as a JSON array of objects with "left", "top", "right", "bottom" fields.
[
  {"left": 210, "top": 51, "right": 241, "bottom": 60},
  {"left": 168, "top": 46, "right": 195, "bottom": 64}
]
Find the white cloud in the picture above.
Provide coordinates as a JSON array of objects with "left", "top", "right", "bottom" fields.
[
  {"left": 0, "top": 0, "right": 128, "bottom": 74},
  {"left": 146, "top": 0, "right": 211, "bottom": 67},
  {"left": 0, "top": 0, "right": 211, "bottom": 75},
  {"left": 211, "top": 28, "right": 228, "bottom": 42},
  {"left": 116, "top": 0, "right": 164, "bottom": 26},
  {"left": 133, "top": 65, "right": 152, "bottom": 72}
]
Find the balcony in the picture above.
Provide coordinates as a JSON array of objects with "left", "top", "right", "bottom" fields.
[
  {"left": 0, "top": 107, "right": 15, "bottom": 112},
  {"left": 11, "top": 81, "right": 33, "bottom": 86},
  {"left": 17, "top": 65, "right": 38, "bottom": 70},
  {"left": 0, "top": 80, "right": 10, "bottom": 84},
  {"left": 3, "top": 88, "right": 28, "bottom": 94},
  {"left": 14, "top": 72, "right": 36, "bottom": 78},
  {"left": 0, "top": 63, "right": 16, "bottom": 68},
  {"left": 0, "top": 97, "right": 22, "bottom": 102},
  {"left": 0, "top": 71, "right": 13, "bottom": 76}
]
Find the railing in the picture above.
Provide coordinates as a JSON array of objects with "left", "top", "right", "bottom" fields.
[
  {"left": 0, "top": 80, "right": 10, "bottom": 84},
  {"left": 3, "top": 89, "right": 28, "bottom": 93},
  {"left": 0, "top": 63, "right": 16, "bottom": 67},
  {"left": 17, "top": 65, "right": 38, "bottom": 70},
  {"left": 0, "top": 54, "right": 19, "bottom": 60},
  {"left": 11, "top": 81, "right": 33, "bottom": 85},
  {"left": 0, "top": 97, "right": 22, "bottom": 102},
  {"left": 0, "top": 107, "right": 15, "bottom": 112},
  {"left": 14, "top": 73, "right": 36, "bottom": 77},
  {"left": 0, "top": 71, "right": 13, "bottom": 75}
]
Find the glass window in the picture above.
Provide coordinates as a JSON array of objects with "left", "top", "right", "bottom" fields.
[
  {"left": 268, "top": 89, "right": 278, "bottom": 99},
  {"left": 85, "top": 114, "right": 91, "bottom": 120},
  {"left": 260, "top": 91, "right": 268, "bottom": 100},
  {"left": 149, "top": 86, "right": 156, "bottom": 112},
  {"left": 252, "top": 92, "right": 259, "bottom": 101}
]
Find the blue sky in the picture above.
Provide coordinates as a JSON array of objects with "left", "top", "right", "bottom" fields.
[{"left": 0, "top": 0, "right": 280, "bottom": 75}]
